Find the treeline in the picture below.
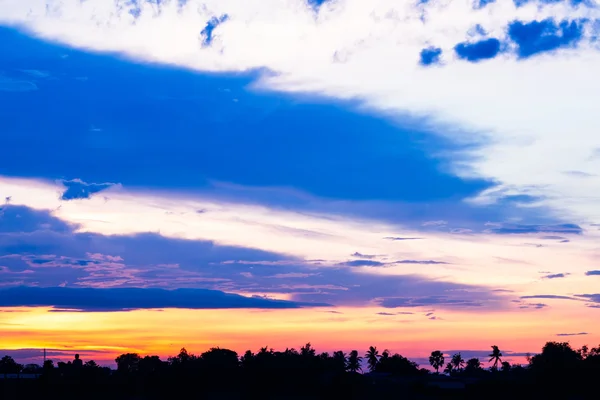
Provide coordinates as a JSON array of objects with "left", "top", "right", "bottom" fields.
[{"left": 2, "top": 341, "right": 600, "bottom": 399}]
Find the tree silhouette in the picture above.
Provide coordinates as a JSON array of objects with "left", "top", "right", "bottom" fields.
[
  {"left": 347, "top": 350, "right": 362, "bottom": 373},
  {"left": 451, "top": 353, "right": 464, "bottom": 372},
  {"left": 0, "top": 356, "right": 22, "bottom": 378},
  {"left": 201, "top": 347, "right": 239, "bottom": 369},
  {"left": 443, "top": 362, "right": 453, "bottom": 375},
  {"left": 332, "top": 350, "right": 347, "bottom": 372},
  {"left": 115, "top": 353, "right": 141, "bottom": 373},
  {"left": 300, "top": 342, "right": 316, "bottom": 358},
  {"left": 488, "top": 345, "right": 503, "bottom": 369},
  {"left": 429, "top": 350, "right": 444, "bottom": 373},
  {"left": 365, "top": 346, "right": 379, "bottom": 372},
  {"left": 464, "top": 358, "right": 483, "bottom": 376}
]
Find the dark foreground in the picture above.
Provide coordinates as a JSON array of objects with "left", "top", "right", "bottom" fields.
[{"left": 2, "top": 341, "right": 599, "bottom": 399}]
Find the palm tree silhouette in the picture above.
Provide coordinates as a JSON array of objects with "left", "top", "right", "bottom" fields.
[
  {"left": 444, "top": 362, "right": 453, "bottom": 375},
  {"left": 332, "top": 350, "right": 347, "bottom": 372},
  {"left": 365, "top": 346, "right": 380, "bottom": 372},
  {"left": 451, "top": 353, "right": 464, "bottom": 372},
  {"left": 489, "top": 345, "right": 503, "bottom": 369},
  {"left": 347, "top": 350, "right": 362, "bottom": 373},
  {"left": 429, "top": 350, "right": 444, "bottom": 373}
]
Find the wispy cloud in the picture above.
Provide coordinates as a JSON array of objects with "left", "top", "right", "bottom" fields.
[
  {"left": 541, "top": 273, "right": 569, "bottom": 280},
  {"left": 556, "top": 332, "right": 588, "bottom": 337}
]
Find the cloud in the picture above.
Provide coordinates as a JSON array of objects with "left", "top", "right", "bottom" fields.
[
  {"left": 200, "top": 14, "right": 229, "bottom": 47},
  {"left": 541, "top": 273, "right": 569, "bottom": 279},
  {"left": 383, "top": 237, "right": 423, "bottom": 241},
  {"left": 0, "top": 205, "right": 510, "bottom": 310},
  {"left": 351, "top": 252, "right": 376, "bottom": 259},
  {"left": 563, "top": 170, "right": 595, "bottom": 178},
  {"left": 507, "top": 18, "right": 586, "bottom": 59},
  {"left": 485, "top": 223, "right": 582, "bottom": 235},
  {"left": 518, "top": 302, "right": 547, "bottom": 309},
  {"left": 574, "top": 293, "right": 600, "bottom": 303},
  {"left": 394, "top": 259, "right": 449, "bottom": 265},
  {"left": 376, "top": 312, "right": 396, "bottom": 316},
  {"left": 556, "top": 332, "right": 588, "bottom": 336},
  {"left": 337, "top": 260, "right": 387, "bottom": 267},
  {"left": 1, "top": 0, "right": 600, "bottom": 233},
  {"left": 520, "top": 295, "right": 581, "bottom": 301},
  {"left": 379, "top": 296, "right": 484, "bottom": 308},
  {"left": 585, "top": 270, "right": 600, "bottom": 276},
  {"left": 0, "top": 286, "right": 327, "bottom": 312},
  {"left": 419, "top": 46, "right": 443, "bottom": 66},
  {"left": 454, "top": 38, "right": 502, "bottom": 62},
  {"left": 539, "top": 235, "right": 567, "bottom": 240},
  {"left": 59, "top": 179, "right": 118, "bottom": 201}
]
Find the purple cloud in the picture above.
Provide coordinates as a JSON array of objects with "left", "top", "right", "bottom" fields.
[
  {"left": 0, "top": 205, "right": 512, "bottom": 310},
  {"left": 541, "top": 273, "right": 569, "bottom": 279}
]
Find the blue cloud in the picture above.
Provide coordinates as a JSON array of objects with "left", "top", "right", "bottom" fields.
[
  {"left": 0, "top": 27, "right": 492, "bottom": 209},
  {"left": 473, "top": 0, "right": 496, "bottom": 9},
  {"left": 0, "top": 286, "right": 324, "bottom": 311},
  {"left": 485, "top": 223, "right": 582, "bottom": 235},
  {"left": 541, "top": 273, "right": 568, "bottom": 279},
  {"left": 307, "top": 0, "right": 329, "bottom": 8},
  {"left": 586, "top": 270, "right": 600, "bottom": 276},
  {"left": 556, "top": 332, "right": 588, "bottom": 336},
  {"left": 200, "top": 14, "right": 229, "bottom": 47},
  {"left": 0, "top": 205, "right": 75, "bottom": 233},
  {"left": 419, "top": 47, "right": 443, "bottom": 66},
  {"left": 513, "top": 0, "right": 590, "bottom": 7},
  {"left": 468, "top": 24, "right": 487, "bottom": 37},
  {"left": 337, "top": 260, "right": 386, "bottom": 267},
  {"left": 350, "top": 252, "right": 377, "bottom": 259},
  {"left": 454, "top": 38, "right": 502, "bottom": 62},
  {"left": 60, "top": 178, "right": 117, "bottom": 200},
  {"left": 507, "top": 18, "right": 586, "bottom": 59}
]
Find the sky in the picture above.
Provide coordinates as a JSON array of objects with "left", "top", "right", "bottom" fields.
[{"left": 1, "top": 0, "right": 600, "bottom": 367}]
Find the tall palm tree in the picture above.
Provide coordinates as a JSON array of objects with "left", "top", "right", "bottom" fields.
[
  {"left": 365, "top": 346, "right": 380, "bottom": 372},
  {"left": 489, "top": 345, "right": 503, "bottom": 369},
  {"left": 429, "top": 350, "right": 445, "bottom": 373},
  {"left": 451, "top": 353, "right": 465, "bottom": 372},
  {"left": 347, "top": 350, "right": 362, "bottom": 373}
]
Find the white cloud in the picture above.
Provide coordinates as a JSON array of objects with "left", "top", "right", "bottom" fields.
[{"left": 0, "top": 0, "right": 599, "bottom": 221}]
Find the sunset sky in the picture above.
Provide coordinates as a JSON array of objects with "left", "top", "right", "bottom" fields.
[{"left": 1, "top": 0, "right": 599, "bottom": 368}]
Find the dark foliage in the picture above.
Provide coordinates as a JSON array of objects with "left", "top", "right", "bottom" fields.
[{"left": 1, "top": 341, "right": 600, "bottom": 399}]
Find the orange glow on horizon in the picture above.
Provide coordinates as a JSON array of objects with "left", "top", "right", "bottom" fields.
[{"left": 1, "top": 304, "right": 597, "bottom": 367}]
